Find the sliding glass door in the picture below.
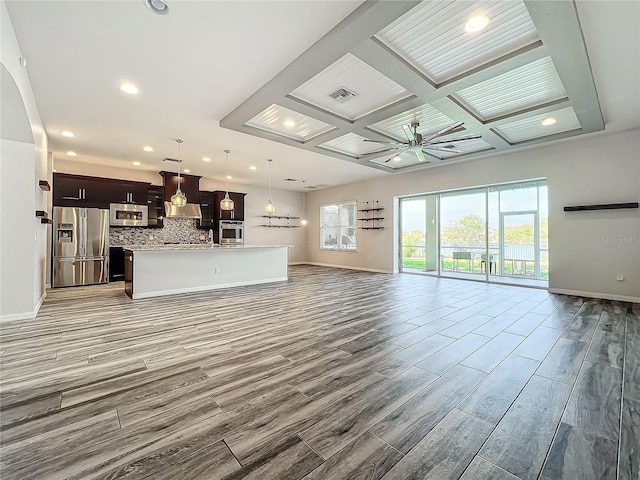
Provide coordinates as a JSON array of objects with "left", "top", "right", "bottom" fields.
[
  {"left": 399, "top": 179, "right": 548, "bottom": 286},
  {"left": 400, "top": 195, "right": 437, "bottom": 273},
  {"left": 440, "top": 188, "right": 486, "bottom": 279}
]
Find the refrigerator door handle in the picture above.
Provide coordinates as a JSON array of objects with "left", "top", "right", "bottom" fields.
[{"left": 81, "top": 208, "right": 86, "bottom": 257}]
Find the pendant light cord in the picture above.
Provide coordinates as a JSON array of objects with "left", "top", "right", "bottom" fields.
[
  {"left": 176, "top": 139, "right": 183, "bottom": 189},
  {"left": 225, "top": 149, "right": 230, "bottom": 194},
  {"left": 268, "top": 159, "right": 272, "bottom": 201}
]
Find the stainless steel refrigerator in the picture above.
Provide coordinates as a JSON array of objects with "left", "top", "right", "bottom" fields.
[{"left": 52, "top": 207, "right": 109, "bottom": 287}]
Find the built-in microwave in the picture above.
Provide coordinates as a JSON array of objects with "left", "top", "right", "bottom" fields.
[
  {"left": 219, "top": 220, "right": 244, "bottom": 245},
  {"left": 109, "top": 203, "right": 148, "bottom": 227}
]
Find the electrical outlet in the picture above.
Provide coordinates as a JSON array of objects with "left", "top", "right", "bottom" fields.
[
  {"left": 215, "top": 267, "right": 221, "bottom": 274},
  {"left": 617, "top": 274, "right": 624, "bottom": 281},
  {"left": 119, "top": 234, "right": 124, "bottom": 241}
]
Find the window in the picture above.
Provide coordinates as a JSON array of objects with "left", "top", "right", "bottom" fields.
[{"left": 321, "top": 201, "right": 357, "bottom": 251}]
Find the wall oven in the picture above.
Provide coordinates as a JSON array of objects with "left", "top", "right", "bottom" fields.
[
  {"left": 219, "top": 220, "right": 244, "bottom": 245},
  {"left": 110, "top": 203, "right": 148, "bottom": 227}
]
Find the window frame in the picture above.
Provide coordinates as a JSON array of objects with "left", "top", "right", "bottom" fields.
[{"left": 319, "top": 200, "right": 358, "bottom": 252}]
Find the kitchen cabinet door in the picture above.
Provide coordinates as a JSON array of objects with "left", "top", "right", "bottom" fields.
[
  {"left": 53, "top": 174, "right": 85, "bottom": 206},
  {"left": 213, "top": 191, "right": 246, "bottom": 221},
  {"left": 198, "top": 191, "right": 214, "bottom": 229},
  {"left": 147, "top": 185, "right": 164, "bottom": 228}
]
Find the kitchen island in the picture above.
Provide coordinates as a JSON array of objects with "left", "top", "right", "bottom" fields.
[{"left": 123, "top": 244, "right": 289, "bottom": 299}]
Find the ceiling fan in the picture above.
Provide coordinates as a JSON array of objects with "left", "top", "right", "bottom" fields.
[{"left": 364, "top": 121, "right": 481, "bottom": 163}]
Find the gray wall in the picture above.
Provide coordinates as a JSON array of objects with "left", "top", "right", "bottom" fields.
[{"left": 304, "top": 128, "right": 640, "bottom": 302}]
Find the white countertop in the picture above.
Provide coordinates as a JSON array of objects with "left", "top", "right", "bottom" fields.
[{"left": 123, "top": 244, "right": 291, "bottom": 252}]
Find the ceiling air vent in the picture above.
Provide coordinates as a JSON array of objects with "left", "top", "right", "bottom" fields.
[
  {"left": 329, "top": 87, "right": 358, "bottom": 103},
  {"left": 282, "top": 178, "right": 297, "bottom": 182}
]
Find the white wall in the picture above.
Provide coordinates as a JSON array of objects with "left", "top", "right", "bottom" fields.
[
  {"left": 1, "top": 0, "right": 50, "bottom": 321},
  {"left": 53, "top": 160, "right": 308, "bottom": 264},
  {"left": 304, "top": 129, "right": 640, "bottom": 302}
]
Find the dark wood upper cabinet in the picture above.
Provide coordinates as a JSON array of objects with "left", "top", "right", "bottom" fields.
[
  {"left": 147, "top": 185, "right": 164, "bottom": 228},
  {"left": 53, "top": 173, "right": 150, "bottom": 208},
  {"left": 198, "top": 191, "right": 214, "bottom": 229},
  {"left": 213, "top": 191, "right": 246, "bottom": 221},
  {"left": 159, "top": 171, "right": 201, "bottom": 204}
]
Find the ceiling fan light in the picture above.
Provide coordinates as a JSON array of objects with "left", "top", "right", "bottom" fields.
[{"left": 465, "top": 14, "right": 490, "bottom": 32}]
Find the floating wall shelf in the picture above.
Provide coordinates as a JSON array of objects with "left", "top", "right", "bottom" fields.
[
  {"left": 358, "top": 200, "right": 385, "bottom": 230},
  {"left": 39, "top": 180, "right": 51, "bottom": 191},
  {"left": 35, "top": 210, "right": 48, "bottom": 218},
  {"left": 40, "top": 218, "right": 52, "bottom": 224},
  {"left": 259, "top": 214, "right": 301, "bottom": 228},
  {"left": 563, "top": 202, "right": 638, "bottom": 211}
]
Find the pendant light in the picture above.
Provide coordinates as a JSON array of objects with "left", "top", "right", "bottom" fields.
[
  {"left": 300, "top": 180, "right": 308, "bottom": 226},
  {"left": 170, "top": 139, "right": 187, "bottom": 207},
  {"left": 220, "top": 149, "right": 234, "bottom": 211},
  {"left": 264, "top": 158, "right": 276, "bottom": 214}
]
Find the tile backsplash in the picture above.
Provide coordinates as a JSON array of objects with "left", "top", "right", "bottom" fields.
[{"left": 110, "top": 218, "right": 212, "bottom": 246}]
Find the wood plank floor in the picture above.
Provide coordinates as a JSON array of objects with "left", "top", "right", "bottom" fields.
[{"left": 0, "top": 265, "right": 638, "bottom": 480}]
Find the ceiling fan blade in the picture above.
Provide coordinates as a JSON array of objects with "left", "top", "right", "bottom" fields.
[
  {"left": 422, "top": 121, "right": 464, "bottom": 143},
  {"left": 384, "top": 148, "right": 409, "bottom": 163},
  {"left": 423, "top": 145, "right": 462, "bottom": 154},
  {"left": 426, "top": 134, "right": 481, "bottom": 145},
  {"left": 401, "top": 124, "right": 415, "bottom": 142},
  {"left": 414, "top": 149, "right": 427, "bottom": 162},
  {"left": 363, "top": 139, "right": 407, "bottom": 146}
]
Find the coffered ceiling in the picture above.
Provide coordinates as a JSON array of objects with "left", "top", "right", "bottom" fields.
[
  {"left": 221, "top": 0, "right": 605, "bottom": 172},
  {"left": 4, "top": 1, "right": 639, "bottom": 188}
]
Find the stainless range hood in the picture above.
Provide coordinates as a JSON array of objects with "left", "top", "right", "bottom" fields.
[{"left": 164, "top": 201, "right": 202, "bottom": 219}]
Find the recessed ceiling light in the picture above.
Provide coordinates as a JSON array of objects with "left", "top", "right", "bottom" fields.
[
  {"left": 249, "top": 166, "right": 257, "bottom": 171},
  {"left": 143, "top": 146, "right": 153, "bottom": 152},
  {"left": 132, "top": 161, "right": 141, "bottom": 166},
  {"left": 120, "top": 83, "right": 139, "bottom": 95},
  {"left": 283, "top": 119, "right": 296, "bottom": 128},
  {"left": 202, "top": 157, "right": 211, "bottom": 162},
  {"left": 61, "top": 130, "right": 75, "bottom": 138},
  {"left": 542, "top": 117, "right": 557, "bottom": 126},
  {"left": 227, "top": 175, "right": 232, "bottom": 180},
  {"left": 66, "top": 151, "right": 77, "bottom": 157},
  {"left": 465, "top": 14, "right": 490, "bottom": 32},
  {"left": 393, "top": 154, "right": 402, "bottom": 162},
  {"left": 183, "top": 169, "right": 191, "bottom": 173}
]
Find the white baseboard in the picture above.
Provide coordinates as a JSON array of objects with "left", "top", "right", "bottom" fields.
[
  {"left": 303, "top": 262, "right": 393, "bottom": 274},
  {"left": 132, "top": 277, "right": 289, "bottom": 299},
  {"left": 288, "top": 262, "right": 307, "bottom": 266},
  {"left": 548, "top": 288, "right": 640, "bottom": 303},
  {"left": 0, "top": 291, "right": 46, "bottom": 323}
]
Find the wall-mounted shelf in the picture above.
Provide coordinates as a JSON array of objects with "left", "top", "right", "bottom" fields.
[
  {"left": 563, "top": 202, "right": 638, "bottom": 211},
  {"left": 358, "top": 201, "right": 385, "bottom": 230},
  {"left": 40, "top": 218, "right": 52, "bottom": 224},
  {"left": 39, "top": 180, "right": 51, "bottom": 191},
  {"left": 35, "top": 210, "right": 48, "bottom": 218},
  {"left": 259, "top": 214, "right": 301, "bottom": 228}
]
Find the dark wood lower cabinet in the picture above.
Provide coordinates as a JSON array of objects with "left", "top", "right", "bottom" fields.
[{"left": 124, "top": 250, "right": 133, "bottom": 298}]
